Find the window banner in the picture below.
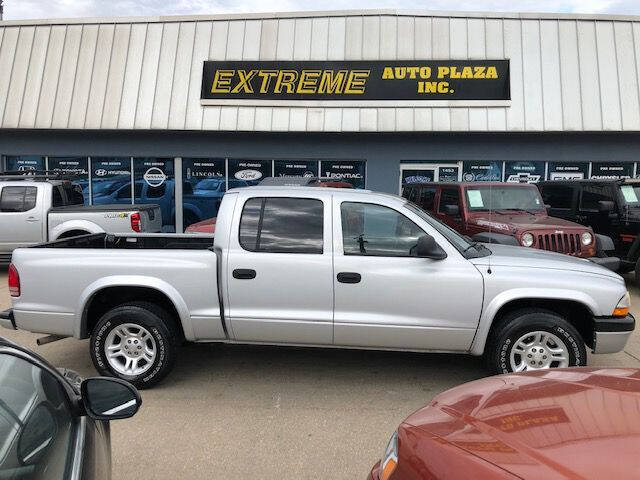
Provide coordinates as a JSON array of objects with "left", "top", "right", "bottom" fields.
[
  {"left": 590, "top": 163, "right": 633, "bottom": 179},
  {"left": 462, "top": 161, "right": 503, "bottom": 182},
  {"left": 547, "top": 162, "right": 589, "bottom": 180},
  {"left": 320, "top": 160, "right": 366, "bottom": 188},
  {"left": 273, "top": 160, "right": 318, "bottom": 178},
  {"left": 504, "top": 161, "right": 544, "bottom": 183},
  {"left": 228, "top": 159, "right": 271, "bottom": 185}
]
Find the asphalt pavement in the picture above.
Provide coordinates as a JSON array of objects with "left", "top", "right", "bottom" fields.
[{"left": 1, "top": 267, "right": 639, "bottom": 479}]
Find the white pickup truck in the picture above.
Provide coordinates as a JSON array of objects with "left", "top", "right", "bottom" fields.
[
  {"left": 0, "top": 175, "right": 162, "bottom": 262},
  {"left": 1, "top": 186, "right": 634, "bottom": 388}
]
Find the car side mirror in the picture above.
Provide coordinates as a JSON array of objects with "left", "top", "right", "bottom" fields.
[
  {"left": 81, "top": 377, "right": 141, "bottom": 421},
  {"left": 18, "top": 403, "right": 57, "bottom": 466},
  {"left": 416, "top": 234, "right": 447, "bottom": 260},
  {"left": 598, "top": 200, "right": 614, "bottom": 214},
  {"left": 443, "top": 204, "right": 460, "bottom": 216},
  {"left": 544, "top": 204, "right": 551, "bottom": 210}
]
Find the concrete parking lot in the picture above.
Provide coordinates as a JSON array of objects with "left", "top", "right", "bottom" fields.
[{"left": 1, "top": 268, "right": 640, "bottom": 479}]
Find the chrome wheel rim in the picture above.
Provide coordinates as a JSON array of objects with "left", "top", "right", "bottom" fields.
[
  {"left": 105, "top": 323, "right": 156, "bottom": 376},
  {"left": 510, "top": 331, "right": 569, "bottom": 372}
]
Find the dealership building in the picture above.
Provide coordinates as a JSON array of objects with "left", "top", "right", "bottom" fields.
[{"left": 1, "top": 9, "right": 640, "bottom": 231}]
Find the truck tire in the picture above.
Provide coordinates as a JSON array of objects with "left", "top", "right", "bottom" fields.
[
  {"left": 484, "top": 309, "right": 586, "bottom": 374},
  {"left": 90, "top": 301, "right": 180, "bottom": 389}
]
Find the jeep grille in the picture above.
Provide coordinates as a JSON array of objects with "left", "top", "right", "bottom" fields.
[{"left": 536, "top": 233, "right": 581, "bottom": 255}]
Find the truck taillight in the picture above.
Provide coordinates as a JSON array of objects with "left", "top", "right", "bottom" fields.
[
  {"left": 8, "top": 264, "right": 20, "bottom": 297},
  {"left": 130, "top": 212, "right": 141, "bottom": 232}
]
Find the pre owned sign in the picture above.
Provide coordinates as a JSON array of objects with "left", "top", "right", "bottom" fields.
[{"left": 201, "top": 60, "right": 510, "bottom": 102}]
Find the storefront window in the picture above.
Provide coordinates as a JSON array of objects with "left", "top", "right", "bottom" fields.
[
  {"left": 320, "top": 160, "right": 366, "bottom": 188},
  {"left": 4, "top": 155, "right": 45, "bottom": 173},
  {"left": 461, "top": 161, "right": 503, "bottom": 182},
  {"left": 547, "top": 162, "right": 589, "bottom": 180},
  {"left": 273, "top": 160, "right": 318, "bottom": 178},
  {"left": 438, "top": 166, "right": 459, "bottom": 182},
  {"left": 402, "top": 169, "right": 435, "bottom": 184},
  {"left": 49, "top": 157, "right": 89, "bottom": 205},
  {"left": 91, "top": 157, "right": 132, "bottom": 205},
  {"left": 182, "top": 158, "right": 226, "bottom": 232},
  {"left": 504, "top": 161, "right": 544, "bottom": 183},
  {"left": 134, "top": 158, "right": 175, "bottom": 233},
  {"left": 228, "top": 159, "right": 271, "bottom": 186},
  {"left": 590, "top": 162, "right": 633, "bottom": 180}
]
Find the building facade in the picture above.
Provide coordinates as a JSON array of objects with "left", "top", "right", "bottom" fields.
[{"left": 1, "top": 10, "right": 640, "bottom": 232}]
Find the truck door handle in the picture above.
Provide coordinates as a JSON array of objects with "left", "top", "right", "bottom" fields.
[
  {"left": 337, "top": 272, "right": 361, "bottom": 284},
  {"left": 233, "top": 269, "right": 256, "bottom": 280},
  {"left": 26, "top": 217, "right": 39, "bottom": 222}
]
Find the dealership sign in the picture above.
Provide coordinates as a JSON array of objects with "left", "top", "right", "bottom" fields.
[{"left": 201, "top": 60, "right": 510, "bottom": 104}]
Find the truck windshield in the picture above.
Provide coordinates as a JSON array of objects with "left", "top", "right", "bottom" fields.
[
  {"left": 619, "top": 184, "right": 640, "bottom": 207},
  {"left": 404, "top": 202, "right": 489, "bottom": 258},
  {"left": 464, "top": 186, "right": 545, "bottom": 212}
]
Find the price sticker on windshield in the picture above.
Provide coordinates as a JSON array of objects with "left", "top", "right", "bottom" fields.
[
  {"left": 467, "top": 190, "right": 484, "bottom": 208},
  {"left": 621, "top": 185, "right": 638, "bottom": 203}
]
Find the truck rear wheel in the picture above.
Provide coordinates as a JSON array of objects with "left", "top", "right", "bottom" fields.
[
  {"left": 485, "top": 309, "right": 586, "bottom": 374},
  {"left": 90, "top": 301, "right": 180, "bottom": 389}
]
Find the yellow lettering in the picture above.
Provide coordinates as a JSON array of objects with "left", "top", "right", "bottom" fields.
[
  {"left": 461, "top": 66, "right": 473, "bottom": 78},
  {"left": 257, "top": 70, "right": 278, "bottom": 93},
  {"left": 345, "top": 70, "right": 369, "bottom": 94},
  {"left": 474, "top": 66, "right": 486, "bottom": 78},
  {"left": 437, "top": 81, "right": 449, "bottom": 93},
  {"left": 274, "top": 70, "right": 298, "bottom": 93},
  {"left": 211, "top": 70, "right": 234, "bottom": 93},
  {"left": 450, "top": 67, "right": 461, "bottom": 79},
  {"left": 437, "top": 66, "right": 450, "bottom": 79},
  {"left": 382, "top": 67, "right": 394, "bottom": 79},
  {"left": 419, "top": 66, "right": 431, "bottom": 79},
  {"left": 318, "top": 70, "right": 348, "bottom": 94},
  {"left": 230, "top": 69, "right": 258, "bottom": 93},
  {"left": 422, "top": 81, "right": 437, "bottom": 93},
  {"left": 394, "top": 67, "right": 406, "bottom": 79},
  {"left": 406, "top": 66, "right": 420, "bottom": 79},
  {"left": 486, "top": 66, "right": 498, "bottom": 79},
  {"left": 296, "top": 70, "right": 321, "bottom": 94}
]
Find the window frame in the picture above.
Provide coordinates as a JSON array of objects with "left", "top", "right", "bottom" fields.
[
  {"left": 438, "top": 188, "right": 461, "bottom": 215},
  {"left": 0, "top": 186, "right": 38, "bottom": 213},
  {"left": 540, "top": 184, "right": 576, "bottom": 211},
  {"left": 238, "top": 196, "right": 325, "bottom": 255},
  {"left": 579, "top": 184, "right": 615, "bottom": 212}
]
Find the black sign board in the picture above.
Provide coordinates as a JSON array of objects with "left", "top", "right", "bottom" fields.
[
  {"left": 438, "top": 166, "right": 459, "bottom": 182},
  {"left": 462, "top": 161, "right": 503, "bottom": 182},
  {"left": 320, "top": 160, "right": 366, "bottom": 188},
  {"left": 504, "top": 161, "right": 544, "bottom": 183},
  {"left": 201, "top": 60, "right": 510, "bottom": 101},
  {"left": 590, "top": 163, "right": 633, "bottom": 179},
  {"left": 229, "top": 159, "right": 271, "bottom": 185},
  {"left": 547, "top": 162, "right": 589, "bottom": 180},
  {"left": 274, "top": 160, "right": 318, "bottom": 178},
  {"left": 48, "top": 157, "right": 88, "bottom": 177},
  {"left": 4, "top": 156, "right": 45, "bottom": 172}
]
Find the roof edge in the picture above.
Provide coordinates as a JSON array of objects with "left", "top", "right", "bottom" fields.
[{"left": 1, "top": 8, "right": 640, "bottom": 27}]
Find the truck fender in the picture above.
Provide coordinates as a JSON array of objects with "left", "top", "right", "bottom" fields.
[
  {"left": 75, "top": 275, "right": 195, "bottom": 341},
  {"left": 469, "top": 288, "right": 598, "bottom": 356},
  {"left": 595, "top": 233, "right": 615, "bottom": 253},
  {"left": 50, "top": 220, "right": 104, "bottom": 240},
  {"left": 471, "top": 232, "right": 520, "bottom": 246}
]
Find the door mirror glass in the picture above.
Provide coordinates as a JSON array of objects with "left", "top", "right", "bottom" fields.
[
  {"left": 17, "top": 403, "right": 57, "bottom": 466},
  {"left": 415, "top": 234, "right": 447, "bottom": 260},
  {"left": 443, "top": 204, "right": 460, "bottom": 216},
  {"left": 598, "top": 200, "right": 614, "bottom": 214},
  {"left": 81, "top": 378, "right": 141, "bottom": 421}
]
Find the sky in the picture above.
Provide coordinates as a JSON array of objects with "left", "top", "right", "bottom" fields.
[{"left": 3, "top": 0, "right": 640, "bottom": 20}]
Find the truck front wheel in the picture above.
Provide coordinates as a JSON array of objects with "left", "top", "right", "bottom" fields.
[
  {"left": 485, "top": 309, "right": 586, "bottom": 374},
  {"left": 90, "top": 302, "right": 180, "bottom": 389}
]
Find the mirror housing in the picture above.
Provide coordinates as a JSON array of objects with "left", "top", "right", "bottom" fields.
[
  {"left": 81, "top": 377, "right": 141, "bottom": 421},
  {"left": 416, "top": 234, "right": 447, "bottom": 260},
  {"left": 598, "top": 200, "right": 614, "bottom": 214},
  {"left": 443, "top": 204, "right": 460, "bottom": 216}
]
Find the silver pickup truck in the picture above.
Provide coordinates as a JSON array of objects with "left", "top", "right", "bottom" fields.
[
  {"left": 0, "top": 175, "right": 162, "bottom": 262},
  {"left": 1, "top": 187, "right": 634, "bottom": 388}
]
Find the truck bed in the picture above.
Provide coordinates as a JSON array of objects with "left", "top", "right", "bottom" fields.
[{"left": 32, "top": 233, "right": 214, "bottom": 250}]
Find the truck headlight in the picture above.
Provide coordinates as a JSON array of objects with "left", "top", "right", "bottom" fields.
[
  {"left": 380, "top": 431, "right": 398, "bottom": 480},
  {"left": 613, "top": 291, "right": 631, "bottom": 317},
  {"left": 581, "top": 232, "right": 593, "bottom": 245},
  {"left": 521, "top": 233, "right": 534, "bottom": 247}
]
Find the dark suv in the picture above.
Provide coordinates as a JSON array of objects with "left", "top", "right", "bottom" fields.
[{"left": 537, "top": 179, "right": 640, "bottom": 280}]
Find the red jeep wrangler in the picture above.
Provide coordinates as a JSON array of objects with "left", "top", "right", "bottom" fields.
[{"left": 403, "top": 182, "right": 618, "bottom": 269}]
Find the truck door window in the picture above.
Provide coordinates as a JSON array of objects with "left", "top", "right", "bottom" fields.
[
  {"left": 0, "top": 187, "right": 37, "bottom": 212},
  {"left": 438, "top": 189, "right": 460, "bottom": 215},
  {"left": 540, "top": 185, "right": 574, "bottom": 209},
  {"left": 580, "top": 185, "right": 614, "bottom": 212},
  {"left": 52, "top": 187, "right": 65, "bottom": 207},
  {"left": 341, "top": 202, "right": 424, "bottom": 257},
  {"left": 239, "top": 197, "right": 324, "bottom": 254},
  {"left": 419, "top": 188, "right": 437, "bottom": 212}
]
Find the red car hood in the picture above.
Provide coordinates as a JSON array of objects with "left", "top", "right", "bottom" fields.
[
  {"left": 469, "top": 213, "right": 589, "bottom": 232},
  {"left": 185, "top": 217, "right": 216, "bottom": 234},
  {"left": 405, "top": 368, "right": 640, "bottom": 479}
]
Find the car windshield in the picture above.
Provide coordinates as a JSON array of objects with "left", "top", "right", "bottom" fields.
[
  {"left": 619, "top": 184, "right": 640, "bottom": 207},
  {"left": 92, "top": 180, "right": 126, "bottom": 195},
  {"left": 195, "top": 179, "right": 225, "bottom": 191},
  {"left": 465, "top": 186, "right": 545, "bottom": 212},
  {"left": 404, "top": 202, "right": 490, "bottom": 258}
]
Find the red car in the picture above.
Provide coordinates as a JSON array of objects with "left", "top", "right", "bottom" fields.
[
  {"left": 185, "top": 178, "right": 353, "bottom": 234},
  {"left": 369, "top": 368, "right": 640, "bottom": 479}
]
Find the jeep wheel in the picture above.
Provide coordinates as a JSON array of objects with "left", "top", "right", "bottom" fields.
[
  {"left": 485, "top": 309, "right": 586, "bottom": 374},
  {"left": 90, "top": 301, "right": 180, "bottom": 389}
]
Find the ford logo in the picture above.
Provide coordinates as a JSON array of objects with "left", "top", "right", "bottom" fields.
[{"left": 235, "top": 169, "right": 262, "bottom": 181}]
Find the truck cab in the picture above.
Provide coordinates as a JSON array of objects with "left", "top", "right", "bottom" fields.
[{"left": 403, "top": 182, "right": 617, "bottom": 268}]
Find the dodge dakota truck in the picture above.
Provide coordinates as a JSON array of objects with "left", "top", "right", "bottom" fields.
[
  {"left": 1, "top": 187, "right": 634, "bottom": 388},
  {"left": 0, "top": 174, "right": 162, "bottom": 262}
]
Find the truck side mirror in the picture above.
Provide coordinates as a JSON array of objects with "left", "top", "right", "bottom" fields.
[
  {"left": 443, "top": 204, "right": 460, "bottom": 216},
  {"left": 416, "top": 234, "right": 447, "bottom": 260},
  {"left": 598, "top": 200, "right": 614, "bottom": 214}
]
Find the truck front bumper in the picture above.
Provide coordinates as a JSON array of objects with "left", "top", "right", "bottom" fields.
[
  {"left": 0, "top": 309, "right": 16, "bottom": 330},
  {"left": 592, "top": 314, "right": 635, "bottom": 354}
]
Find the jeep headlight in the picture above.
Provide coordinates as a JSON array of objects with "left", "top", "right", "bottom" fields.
[
  {"left": 581, "top": 232, "right": 593, "bottom": 246},
  {"left": 521, "top": 233, "right": 534, "bottom": 247},
  {"left": 380, "top": 431, "right": 398, "bottom": 480}
]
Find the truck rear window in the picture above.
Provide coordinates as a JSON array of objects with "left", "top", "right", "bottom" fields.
[
  {"left": 239, "top": 197, "right": 324, "bottom": 254},
  {"left": 0, "top": 186, "right": 37, "bottom": 212}
]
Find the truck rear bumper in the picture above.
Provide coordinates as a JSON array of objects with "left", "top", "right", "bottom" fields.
[
  {"left": 0, "top": 309, "right": 16, "bottom": 330},
  {"left": 592, "top": 314, "right": 635, "bottom": 354}
]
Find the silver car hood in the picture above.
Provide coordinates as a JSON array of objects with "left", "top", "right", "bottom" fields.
[{"left": 470, "top": 243, "right": 622, "bottom": 280}]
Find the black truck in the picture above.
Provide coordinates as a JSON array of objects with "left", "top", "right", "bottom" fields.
[{"left": 537, "top": 179, "right": 640, "bottom": 281}]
